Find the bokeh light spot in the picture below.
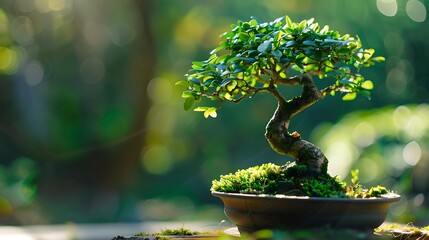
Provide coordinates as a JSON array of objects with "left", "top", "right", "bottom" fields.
[
  {"left": 393, "top": 105, "right": 412, "bottom": 129},
  {"left": 402, "top": 141, "right": 421, "bottom": 166},
  {"left": 141, "top": 145, "right": 173, "bottom": 175},
  {"left": 377, "top": 0, "right": 398, "bottom": 16},
  {"left": 413, "top": 193, "right": 425, "bottom": 207},
  {"left": 384, "top": 32, "right": 404, "bottom": 56},
  {"left": 24, "top": 60, "right": 44, "bottom": 86},
  {"left": 357, "top": 157, "right": 380, "bottom": 184},
  {"left": 406, "top": 0, "right": 427, "bottom": 22},
  {"left": 11, "top": 16, "right": 34, "bottom": 46},
  {"left": 173, "top": 7, "right": 212, "bottom": 53},
  {"left": 0, "top": 47, "right": 16, "bottom": 71},
  {"left": 147, "top": 78, "right": 173, "bottom": 104},
  {"left": 48, "top": 0, "right": 66, "bottom": 11},
  {"left": 83, "top": 21, "right": 110, "bottom": 50},
  {"left": 35, "top": 0, "right": 51, "bottom": 13},
  {"left": 404, "top": 115, "right": 425, "bottom": 140},
  {"left": 0, "top": 9, "right": 9, "bottom": 33},
  {"left": 386, "top": 68, "right": 407, "bottom": 95},
  {"left": 108, "top": 23, "right": 136, "bottom": 46},
  {"left": 352, "top": 122, "right": 376, "bottom": 147},
  {"left": 326, "top": 141, "right": 356, "bottom": 178},
  {"left": 386, "top": 145, "right": 408, "bottom": 177}
]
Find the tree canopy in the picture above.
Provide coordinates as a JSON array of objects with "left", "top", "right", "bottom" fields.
[{"left": 179, "top": 16, "right": 384, "bottom": 118}]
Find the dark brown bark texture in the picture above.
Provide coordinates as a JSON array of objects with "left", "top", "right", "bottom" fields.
[{"left": 265, "top": 74, "right": 328, "bottom": 175}]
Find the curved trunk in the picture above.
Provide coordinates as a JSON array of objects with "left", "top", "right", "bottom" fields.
[{"left": 265, "top": 74, "right": 328, "bottom": 175}]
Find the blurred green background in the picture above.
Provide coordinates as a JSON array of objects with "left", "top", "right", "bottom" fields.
[{"left": 0, "top": 0, "right": 428, "bottom": 226}]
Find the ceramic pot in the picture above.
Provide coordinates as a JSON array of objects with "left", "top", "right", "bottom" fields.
[{"left": 212, "top": 191, "right": 400, "bottom": 233}]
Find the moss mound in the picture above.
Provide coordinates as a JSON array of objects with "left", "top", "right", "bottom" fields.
[{"left": 211, "top": 163, "right": 388, "bottom": 198}]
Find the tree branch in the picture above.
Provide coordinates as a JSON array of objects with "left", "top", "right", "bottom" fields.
[
  {"left": 284, "top": 74, "right": 322, "bottom": 118},
  {"left": 275, "top": 76, "right": 301, "bottom": 86},
  {"left": 265, "top": 74, "right": 327, "bottom": 175}
]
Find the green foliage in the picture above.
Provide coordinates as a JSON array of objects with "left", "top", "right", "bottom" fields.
[
  {"left": 345, "top": 169, "right": 388, "bottom": 198},
  {"left": 180, "top": 16, "right": 384, "bottom": 117},
  {"left": 212, "top": 163, "right": 389, "bottom": 198}
]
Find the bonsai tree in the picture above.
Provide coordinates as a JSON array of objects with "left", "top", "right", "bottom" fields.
[{"left": 178, "top": 16, "right": 385, "bottom": 196}]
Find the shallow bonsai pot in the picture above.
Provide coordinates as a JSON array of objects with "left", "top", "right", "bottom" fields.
[{"left": 212, "top": 191, "right": 400, "bottom": 233}]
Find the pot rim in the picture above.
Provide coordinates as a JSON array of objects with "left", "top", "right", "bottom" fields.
[{"left": 211, "top": 191, "right": 401, "bottom": 202}]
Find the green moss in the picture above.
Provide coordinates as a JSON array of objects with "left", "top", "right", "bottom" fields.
[
  {"left": 375, "top": 223, "right": 429, "bottom": 239},
  {"left": 159, "top": 227, "right": 199, "bottom": 236},
  {"left": 129, "top": 228, "right": 227, "bottom": 240},
  {"left": 132, "top": 227, "right": 202, "bottom": 239},
  {"left": 300, "top": 175, "right": 346, "bottom": 198},
  {"left": 211, "top": 163, "right": 390, "bottom": 198},
  {"left": 211, "top": 163, "right": 282, "bottom": 194}
]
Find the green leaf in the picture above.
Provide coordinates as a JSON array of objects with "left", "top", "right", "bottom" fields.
[
  {"left": 302, "top": 40, "right": 318, "bottom": 47},
  {"left": 361, "top": 80, "right": 374, "bottom": 90},
  {"left": 249, "top": 19, "right": 258, "bottom": 26},
  {"left": 191, "top": 61, "right": 204, "bottom": 68},
  {"left": 339, "top": 78, "right": 351, "bottom": 85},
  {"left": 210, "top": 45, "right": 224, "bottom": 55},
  {"left": 226, "top": 56, "right": 241, "bottom": 64},
  {"left": 273, "top": 31, "right": 284, "bottom": 44},
  {"left": 304, "top": 63, "right": 319, "bottom": 72},
  {"left": 371, "top": 56, "right": 385, "bottom": 62},
  {"left": 298, "top": 19, "right": 307, "bottom": 30},
  {"left": 320, "top": 25, "right": 329, "bottom": 34},
  {"left": 323, "top": 60, "right": 335, "bottom": 72},
  {"left": 250, "top": 16, "right": 262, "bottom": 23},
  {"left": 322, "top": 39, "right": 341, "bottom": 46},
  {"left": 215, "top": 54, "right": 229, "bottom": 64},
  {"left": 352, "top": 53, "right": 363, "bottom": 61},
  {"left": 337, "top": 47, "right": 351, "bottom": 54},
  {"left": 257, "top": 40, "right": 273, "bottom": 53},
  {"left": 272, "top": 50, "right": 282, "bottom": 58},
  {"left": 241, "top": 57, "right": 257, "bottom": 63},
  {"left": 285, "top": 15, "right": 293, "bottom": 28},
  {"left": 226, "top": 80, "right": 237, "bottom": 91},
  {"left": 175, "top": 80, "right": 188, "bottom": 86},
  {"left": 284, "top": 40, "right": 296, "bottom": 48},
  {"left": 189, "top": 78, "right": 200, "bottom": 85},
  {"left": 204, "top": 107, "right": 218, "bottom": 118},
  {"left": 351, "top": 169, "right": 359, "bottom": 185},
  {"left": 365, "top": 48, "right": 375, "bottom": 58},
  {"left": 181, "top": 91, "right": 193, "bottom": 98},
  {"left": 183, "top": 97, "right": 195, "bottom": 111},
  {"left": 194, "top": 107, "right": 209, "bottom": 112},
  {"left": 342, "top": 92, "right": 357, "bottom": 101},
  {"left": 314, "top": 50, "right": 322, "bottom": 61}
]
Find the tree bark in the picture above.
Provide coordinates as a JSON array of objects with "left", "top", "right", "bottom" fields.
[{"left": 265, "top": 74, "right": 328, "bottom": 175}]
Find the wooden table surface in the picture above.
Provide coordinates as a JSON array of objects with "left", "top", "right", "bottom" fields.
[
  {"left": 1, "top": 222, "right": 428, "bottom": 240},
  {"left": 0, "top": 221, "right": 221, "bottom": 240}
]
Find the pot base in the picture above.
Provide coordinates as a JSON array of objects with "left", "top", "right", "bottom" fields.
[{"left": 212, "top": 191, "right": 400, "bottom": 233}]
